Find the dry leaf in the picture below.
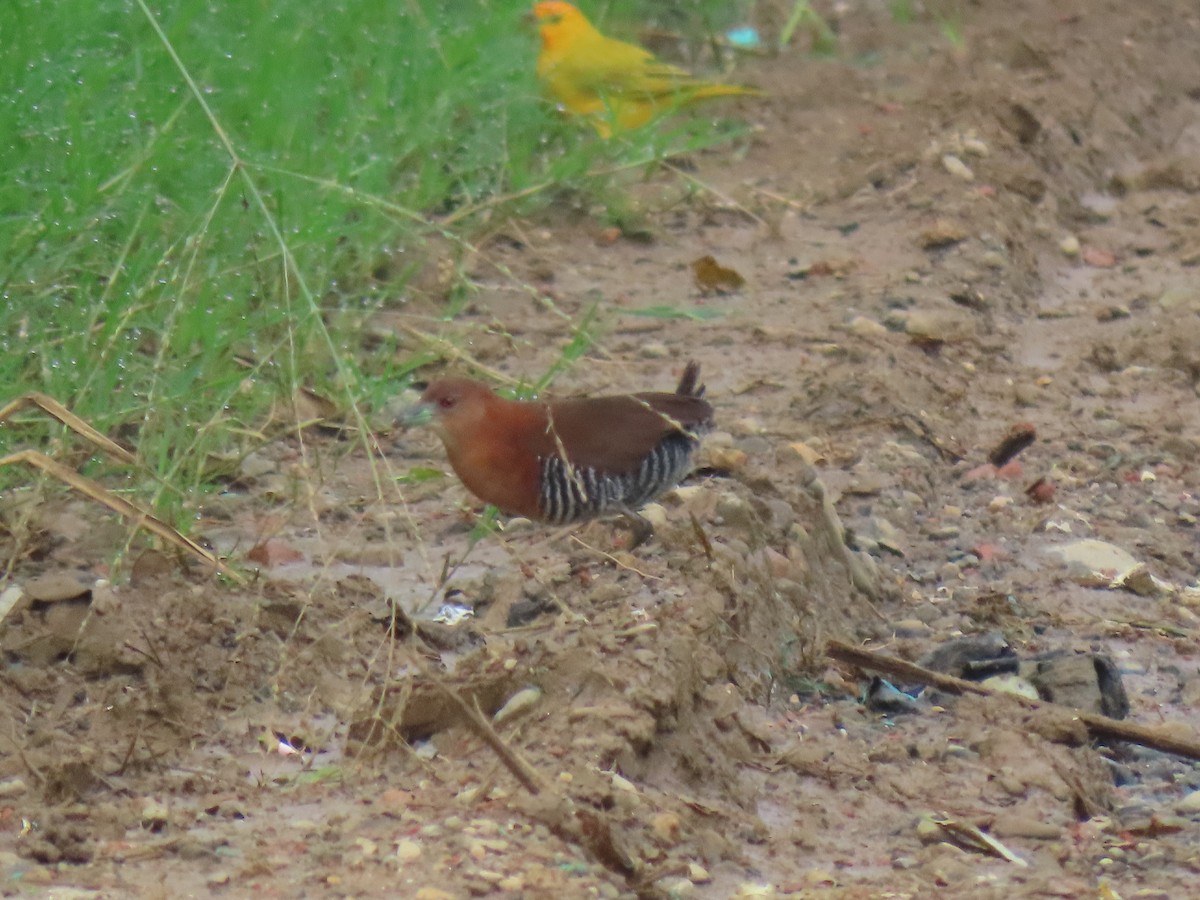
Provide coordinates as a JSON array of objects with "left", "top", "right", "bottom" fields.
[{"left": 691, "top": 255, "right": 745, "bottom": 295}]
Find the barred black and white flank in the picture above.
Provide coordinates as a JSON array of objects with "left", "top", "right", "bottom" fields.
[{"left": 538, "top": 430, "right": 700, "bottom": 524}]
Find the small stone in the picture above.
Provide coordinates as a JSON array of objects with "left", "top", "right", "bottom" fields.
[
  {"left": 990, "top": 814, "right": 1062, "bottom": 840},
  {"left": 733, "top": 884, "right": 777, "bottom": 898},
  {"left": 927, "top": 525, "right": 960, "bottom": 540},
  {"left": 916, "top": 815, "right": 944, "bottom": 843},
  {"left": 0, "top": 777, "right": 28, "bottom": 799},
  {"left": 942, "top": 154, "right": 975, "bottom": 180},
  {"left": 1013, "top": 382, "right": 1040, "bottom": 406},
  {"left": 715, "top": 495, "right": 757, "bottom": 529},
  {"left": 708, "top": 446, "right": 749, "bottom": 472},
  {"left": 1060, "top": 235, "right": 1081, "bottom": 257},
  {"left": 492, "top": 687, "right": 541, "bottom": 725},
  {"left": 905, "top": 309, "right": 975, "bottom": 342},
  {"left": 651, "top": 812, "right": 682, "bottom": 844},
  {"left": 847, "top": 314, "right": 888, "bottom": 336},
  {"left": 1042, "top": 539, "right": 1140, "bottom": 583},
  {"left": 640, "top": 341, "right": 670, "bottom": 359},
  {"left": 892, "top": 618, "right": 932, "bottom": 638},
  {"left": 641, "top": 503, "right": 668, "bottom": 528},
  {"left": 688, "top": 862, "right": 712, "bottom": 883},
  {"left": 24, "top": 573, "right": 91, "bottom": 602},
  {"left": 980, "top": 673, "right": 1040, "bottom": 700},
  {"left": 1158, "top": 285, "right": 1200, "bottom": 312},
  {"left": 732, "top": 417, "right": 766, "bottom": 435},
  {"left": 1176, "top": 790, "right": 1200, "bottom": 814},
  {"left": 396, "top": 839, "right": 423, "bottom": 864},
  {"left": 141, "top": 798, "right": 169, "bottom": 830},
  {"left": 961, "top": 136, "right": 990, "bottom": 157},
  {"left": 659, "top": 877, "right": 696, "bottom": 897},
  {"left": 919, "top": 219, "right": 968, "bottom": 249},
  {"left": 239, "top": 451, "right": 277, "bottom": 479}
]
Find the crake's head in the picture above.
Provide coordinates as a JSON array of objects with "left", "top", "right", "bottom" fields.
[{"left": 417, "top": 378, "right": 499, "bottom": 449}]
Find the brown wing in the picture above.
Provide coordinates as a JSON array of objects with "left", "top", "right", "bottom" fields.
[{"left": 532, "top": 392, "right": 713, "bottom": 475}]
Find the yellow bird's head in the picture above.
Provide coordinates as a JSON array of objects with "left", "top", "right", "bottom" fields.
[{"left": 531, "top": 2, "right": 590, "bottom": 50}]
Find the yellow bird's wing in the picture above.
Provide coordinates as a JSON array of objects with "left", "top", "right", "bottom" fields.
[{"left": 565, "top": 35, "right": 706, "bottom": 101}]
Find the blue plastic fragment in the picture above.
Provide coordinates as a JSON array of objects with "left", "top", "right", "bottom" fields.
[{"left": 725, "top": 26, "right": 762, "bottom": 49}]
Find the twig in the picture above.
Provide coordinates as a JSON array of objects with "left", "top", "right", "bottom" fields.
[
  {"left": 397, "top": 324, "right": 520, "bottom": 386},
  {"left": 436, "top": 684, "right": 548, "bottom": 795},
  {"left": 827, "top": 640, "right": 1200, "bottom": 762},
  {"left": 663, "top": 162, "right": 767, "bottom": 227},
  {"left": 0, "top": 449, "right": 242, "bottom": 582},
  {"left": 436, "top": 683, "right": 641, "bottom": 883},
  {"left": 568, "top": 534, "right": 663, "bottom": 580}
]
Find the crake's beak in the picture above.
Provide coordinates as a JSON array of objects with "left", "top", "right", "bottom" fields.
[{"left": 398, "top": 398, "right": 434, "bottom": 429}]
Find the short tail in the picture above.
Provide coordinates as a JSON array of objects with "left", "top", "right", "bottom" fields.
[{"left": 675, "top": 361, "right": 705, "bottom": 398}]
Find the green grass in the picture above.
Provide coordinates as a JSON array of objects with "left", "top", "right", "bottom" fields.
[{"left": 0, "top": 0, "right": 758, "bottom": 535}]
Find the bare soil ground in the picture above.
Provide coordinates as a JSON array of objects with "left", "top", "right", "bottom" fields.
[{"left": 4, "top": 0, "right": 1200, "bottom": 896}]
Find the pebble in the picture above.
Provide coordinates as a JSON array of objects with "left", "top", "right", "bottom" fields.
[
  {"left": 1042, "top": 538, "right": 1140, "bottom": 582},
  {"left": 732, "top": 416, "right": 766, "bottom": 435},
  {"left": 1175, "top": 790, "right": 1200, "bottom": 814},
  {"left": 715, "top": 495, "right": 757, "bottom": 529},
  {"left": 640, "top": 341, "right": 670, "bottom": 359},
  {"left": 652, "top": 812, "right": 682, "bottom": 844},
  {"left": 688, "top": 862, "right": 712, "bottom": 883},
  {"left": 0, "top": 777, "right": 28, "bottom": 799},
  {"left": 891, "top": 618, "right": 932, "bottom": 638},
  {"left": 920, "top": 219, "right": 968, "bottom": 248},
  {"left": 1013, "top": 382, "right": 1040, "bottom": 406},
  {"left": 733, "top": 884, "right": 777, "bottom": 898},
  {"left": 395, "top": 839, "right": 423, "bottom": 863},
  {"left": 1158, "top": 285, "right": 1200, "bottom": 312},
  {"left": 905, "top": 309, "right": 975, "bottom": 343},
  {"left": 492, "top": 687, "right": 541, "bottom": 725},
  {"left": 24, "top": 573, "right": 91, "bottom": 602},
  {"left": 942, "top": 154, "right": 975, "bottom": 180},
  {"left": 1060, "top": 235, "right": 1081, "bottom": 257},
  {"left": 915, "top": 815, "right": 944, "bottom": 843},
  {"left": 641, "top": 503, "right": 669, "bottom": 528},
  {"left": 141, "top": 798, "right": 169, "bottom": 829},
  {"left": 239, "top": 451, "right": 277, "bottom": 479},
  {"left": 659, "top": 877, "right": 696, "bottom": 896},
  {"left": 847, "top": 314, "right": 888, "bottom": 337}
]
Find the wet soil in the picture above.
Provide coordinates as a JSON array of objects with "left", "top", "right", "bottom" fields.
[{"left": 3, "top": 0, "right": 1200, "bottom": 896}]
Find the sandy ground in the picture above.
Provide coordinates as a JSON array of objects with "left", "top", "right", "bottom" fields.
[{"left": 3, "top": 0, "right": 1200, "bottom": 897}]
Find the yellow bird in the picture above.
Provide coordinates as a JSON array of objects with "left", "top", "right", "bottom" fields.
[{"left": 532, "top": 1, "right": 763, "bottom": 138}]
